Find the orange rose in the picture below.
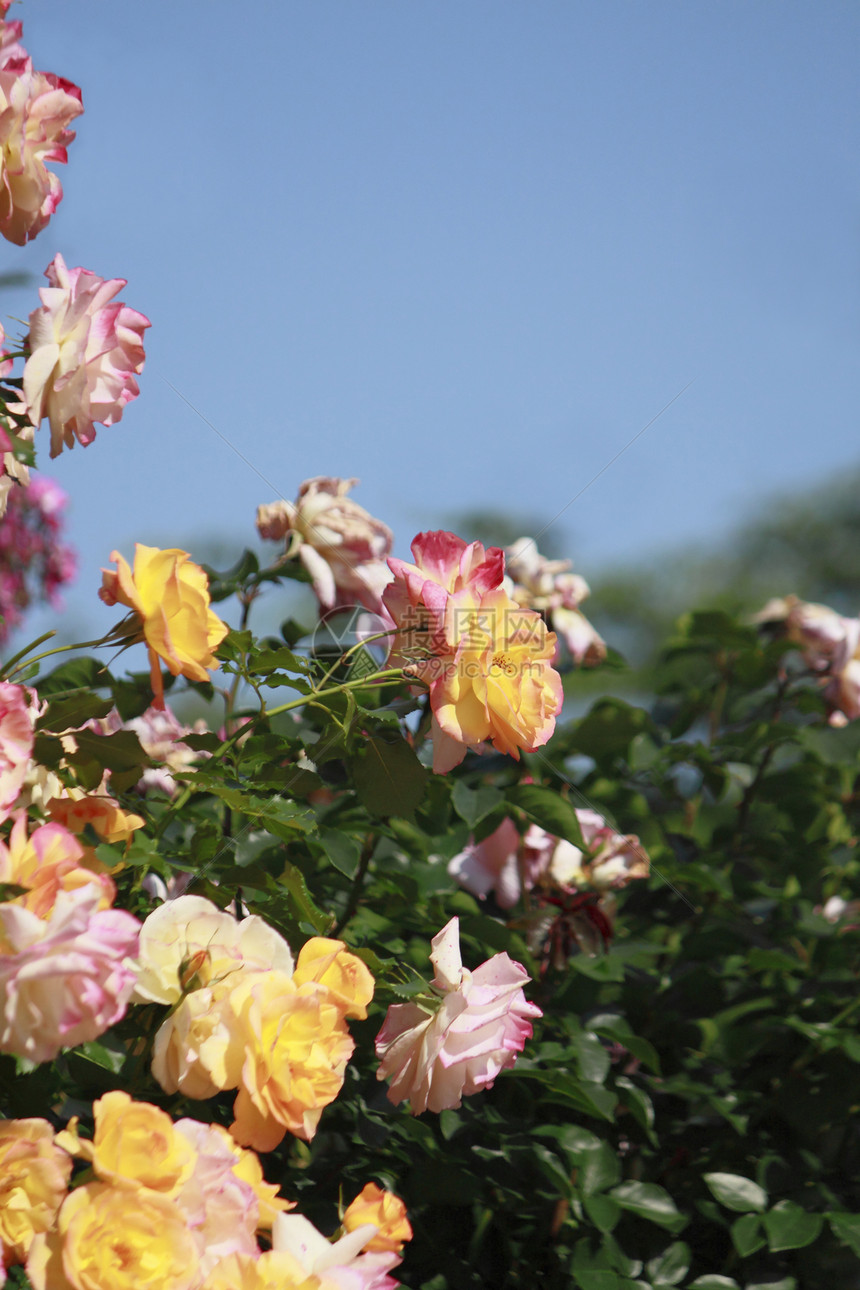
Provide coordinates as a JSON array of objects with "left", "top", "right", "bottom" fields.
[
  {"left": 99, "top": 544, "right": 228, "bottom": 709},
  {"left": 343, "top": 1182, "right": 412, "bottom": 1253}
]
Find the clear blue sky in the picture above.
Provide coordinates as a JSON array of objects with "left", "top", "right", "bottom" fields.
[{"left": 4, "top": 0, "right": 860, "bottom": 641}]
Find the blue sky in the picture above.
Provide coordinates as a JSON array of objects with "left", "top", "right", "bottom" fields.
[{"left": 4, "top": 0, "right": 860, "bottom": 642}]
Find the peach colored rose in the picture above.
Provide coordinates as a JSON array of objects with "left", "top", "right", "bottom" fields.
[
  {"left": 0, "top": 60, "right": 82, "bottom": 245},
  {"left": 0, "top": 1118, "right": 71, "bottom": 1269},
  {"left": 151, "top": 976, "right": 244, "bottom": 1099},
  {"left": 99, "top": 544, "right": 228, "bottom": 710},
  {"left": 0, "top": 681, "right": 37, "bottom": 823},
  {"left": 45, "top": 788, "right": 144, "bottom": 843},
  {"left": 375, "top": 916, "right": 541, "bottom": 1114},
  {"left": 256, "top": 477, "right": 393, "bottom": 613},
  {"left": 343, "top": 1184, "right": 412, "bottom": 1254},
  {"left": 229, "top": 971, "right": 355, "bottom": 1150},
  {"left": 27, "top": 1182, "right": 200, "bottom": 1290},
  {"left": 0, "top": 886, "right": 139, "bottom": 1063},
  {"left": 23, "top": 254, "right": 149, "bottom": 455}
]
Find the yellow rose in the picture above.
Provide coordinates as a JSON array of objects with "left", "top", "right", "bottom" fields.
[
  {"left": 0, "top": 1118, "right": 71, "bottom": 1267},
  {"left": 343, "top": 1182, "right": 412, "bottom": 1254},
  {"left": 99, "top": 544, "right": 228, "bottom": 710},
  {"left": 85, "top": 1092, "right": 197, "bottom": 1196},
  {"left": 151, "top": 978, "right": 244, "bottom": 1099},
  {"left": 228, "top": 971, "right": 355, "bottom": 1151},
  {"left": 218, "top": 1128, "right": 295, "bottom": 1229},
  {"left": 292, "top": 938, "right": 375, "bottom": 1019},
  {"left": 27, "top": 1182, "right": 199, "bottom": 1290},
  {"left": 202, "top": 1250, "right": 320, "bottom": 1290}
]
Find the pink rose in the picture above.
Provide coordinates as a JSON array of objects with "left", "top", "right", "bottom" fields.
[
  {"left": 375, "top": 917, "right": 541, "bottom": 1114},
  {"left": 23, "top": 254, "right": 150, "bottom": 457},
  {"left": 0, "top": 56, "right": 82, "bottom": 244},
  {"left": 0, "top": 682, "right": 36, "bottom": 822},
  {"left": 0, "top": 887, "right": 139, "bottom": 1063},
  {"left": 256, "top": 477, "right": 393, "bottom": 613},
  {"left": 447, "top": 818, "right": 521, "bottom": 909}
]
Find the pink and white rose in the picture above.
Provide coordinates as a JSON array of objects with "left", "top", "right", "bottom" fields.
[
  {"left": 375, "top": 916, "right": 541, "bottom": 1114},
  {"left": 447, "top": 818, "right": 521, "bottom": 909},
  {"left": 0, "top": 886, "right": 139, "bottom": 1063},
  {"left": 23, "top": 253, "right": 150, "bottom": 457},
  {"left": 505, "top": 537, "right": 606, "bottom": 667}
]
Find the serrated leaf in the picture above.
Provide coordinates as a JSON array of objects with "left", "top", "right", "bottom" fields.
[
  {"left": 704, "top": 1173, "right": 767, "bottom": 1213},
  {"left": 351, "top": 734, "right": 427, "bottom": 818},
  {"left": 763, "top": 1200, "right": 823, "bottom": 1252},
  {"left": 277, "top": 860, "right": 330, "bottom": 933}
]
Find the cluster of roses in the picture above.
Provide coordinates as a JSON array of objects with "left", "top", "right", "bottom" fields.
[
  {"left": 0, "top": 1093, "right": 412, "bottom": 1290},
  {"left": 0, "top": 475, "right": 75, "bottom": 643},
  {"left": 756, "top": 594, "right": 860, "bottom": 725}
]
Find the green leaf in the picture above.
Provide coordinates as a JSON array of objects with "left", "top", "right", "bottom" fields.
[
  {"left": 687, "top": 1279, "right": 740, "bottom": 1289},
  {"left": 451, "top": 781, "right": 504, "bottom": 829},
  {"left": 763, "top": 1200, "right": 824, "bottom": 1252},
  {"left": 608, "top": 1182, "right": 687, "bottom": 1233},
  {"left": 570, "top": 1030, "right": 611, "bottom": 1084},
  {"left": 37, "top": 656, "right": 111, "bottom": 696},
  {"left": 730, "top": 1214, "right": 765, "bottom": 1257},
  {"left": 743, "top": 1280, "right": 796, "bottom": 1290},
  {"left": 318, "top": 828, "right": 361, "bottom": 879},
  {"left": 827, "top": 1212, "right": 860, "bottom": 1258},
  {"left": 703, "top": 1173, "right": 768, "bottom": 1213},
  {"left": 571, "top": 699, "right": 656, "bottom": 761},
  {"left": 505, "top": 783, "right": 584, "bottom": 846},
  {"left": 277, "top": 860, "right": 330, "bottom": 933},
  {"left": 583, "top": 1193, "right": 621, "bottom": 1232},
  {"left": 645, "top": 1241, "right": 690, "bottom": 1285},
  {"left": 350, "top": 734, "right": 427, "bottom": 818}
]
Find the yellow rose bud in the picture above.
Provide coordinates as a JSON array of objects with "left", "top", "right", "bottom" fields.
[
  {"left": 99, "top": 544, "right": 228, "bottom": 710},
  {"left": 0, "top": 1118, "right": 71, "bottom": 1268},
  {"left": 293, "top": 938, "right": 375, "bottom": 1020},
  {"left": 343, "top": 1182, "right": 413, "bottom": 1254}
]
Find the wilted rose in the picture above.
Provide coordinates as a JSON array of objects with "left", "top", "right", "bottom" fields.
[
  {"left": 375, "top": 916, "right": 541, "bottom": 1114},
  {"left": 256, "top": 476, "right": 393, "bottom": 613},
  {"left": 99, "top": 544, "right": 229, "bottom": 710},
  {"left": 506, "top": 537, "right": 606, "bottom": 667}
]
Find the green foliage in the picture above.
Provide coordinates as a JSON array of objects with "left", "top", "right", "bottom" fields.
[{"left": 4, "top": 573, "right": 860, "bottom": 1290}]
